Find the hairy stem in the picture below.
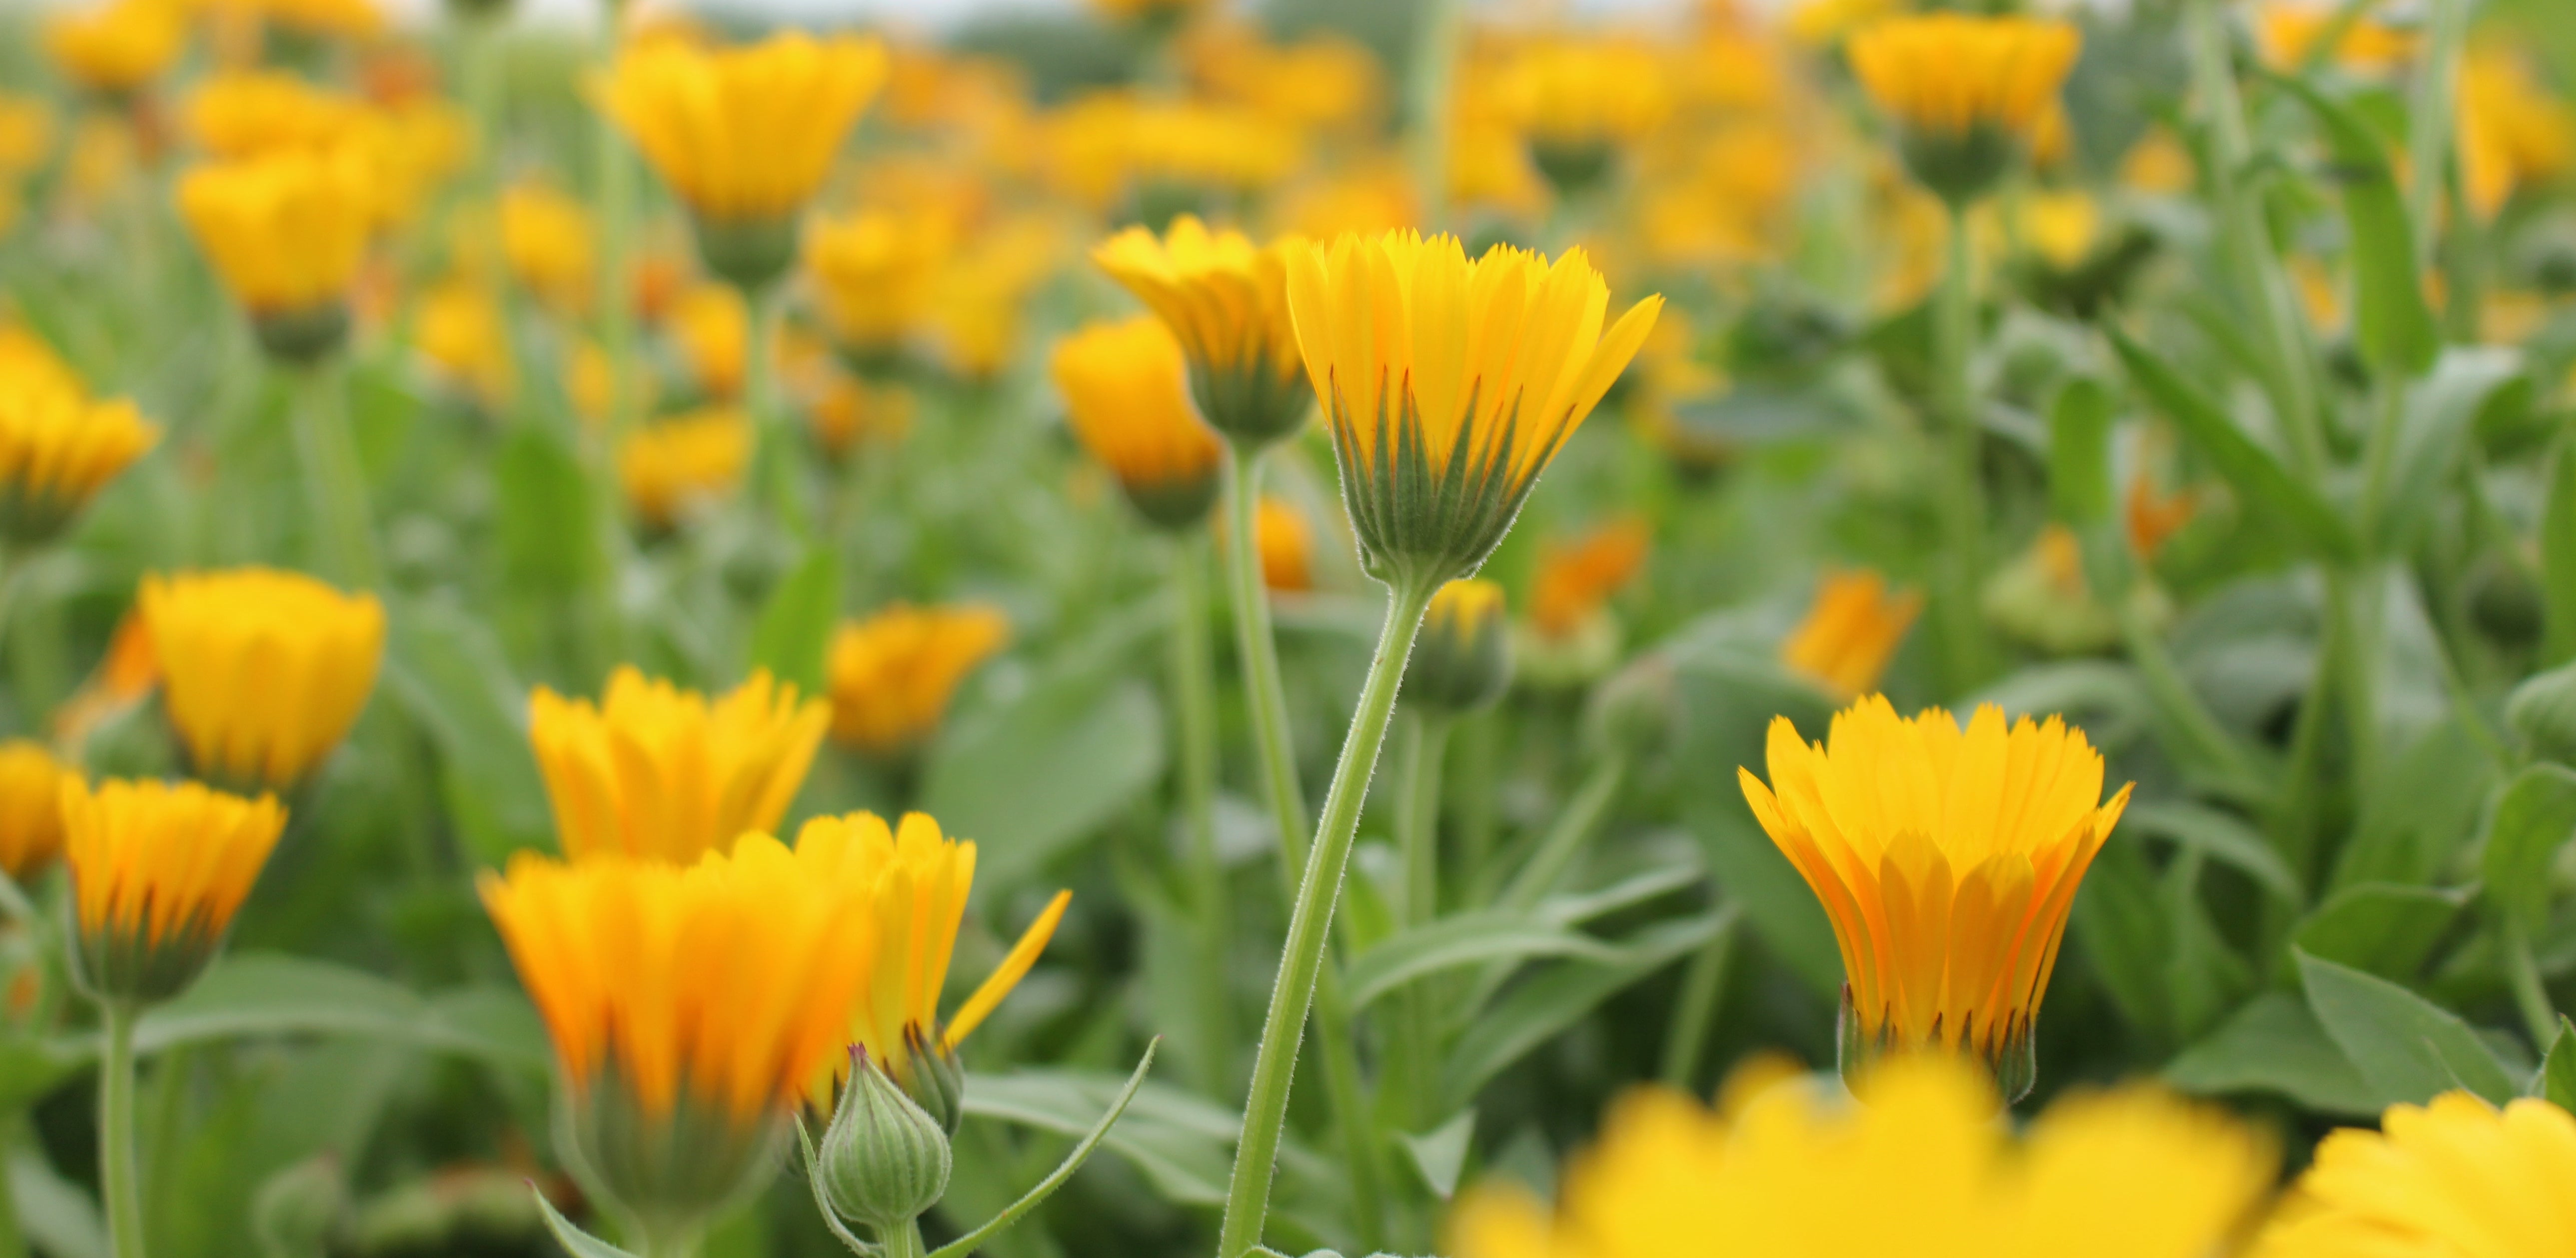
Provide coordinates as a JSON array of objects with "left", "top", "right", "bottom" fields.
[
  {"left": 99, "top": 1004, "right": 145, "bottom": 1258},
  {"left": 1929, "top": 204, "right": 1990, "bottom": 696}
]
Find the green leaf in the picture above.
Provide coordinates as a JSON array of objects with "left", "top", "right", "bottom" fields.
[
  {"left": 2269, "top": 74, "right": 2439, "bottom": 376},
  {"left": 2048, "top": 376, "right": 2115, "bottom": 524},
  {"left": 2481, "top": 764, "right": 2576, "bottom": 934},
  {"left": 963, "top": 1066, "right": 1328, "bottom": 1210},
  {"left": 928, "top": 1040, "right": 1158, "bottom": 1258},
  {"left": 2547, "top": 447, "right": 2576, "bottom": 666},
  {"left": 2123, "top": 803, "right": 2302, "bottom": 903},
  {"left": 9, "top": 1144, "right": 106, "bottom": 1258},
  {"left": 90, "top": 953, "right": 549, "bottom": 1070},
  {"left": 1687, "top": 802, "right": 1840, "bottom": 999},
  {"left": 384, "top": 600, "right": 552, "bottom": 866},
  {"left": 1395, "top": 1110, "right": 1476, "bottom": 1201},
  {"left": 2107, "top": 326, "right": 2355, "bottom": 562},
  {"left": 531, "top": 1186, "right": 637, "bottom": 1258},
  {"left": 2376, "top": 350, "right": 2526, "bottom": 552},
  {"left": 747, "top": 550, "right": 842, "bottom": 696},
  {"left": 0, "top": 1036, "right": 83, "bottom": 1110},
  {"left": 2293, "top": 884, "right": 2469, "bottom": 984},
  {"left": 1345, "top": 912, "right": 1620, "bottom": 1010},
  {"left": 2538, "top": 1016, "right": 2576, "bottom": 1114},
  {"left": 494, "top": 425, "right": 601, "bottom": 589},
  {"left": 2073, "top": 836, "right": 2174, "bottom": 1042},
  {"left": 2299, "top": 948, "right": 2519, "bottom": 1106},
  {"left": 2163, "top": 992, "right": 2382, "bottom": 1118},
  {"left": 1439, "top": 912, "right": 1723, "bottom": 1108},
  {"left": 2333, "top": 718, "right": 2499, "bottom": 891},
  {"left": 923, "top": 674, "right": 1163, "bottom": 889}
]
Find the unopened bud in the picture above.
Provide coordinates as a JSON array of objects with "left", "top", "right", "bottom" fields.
[
  {"left": 818, "top": 1048, "right": 952, "bottom": 1234},
  {"left": 2509, "top": 662, "right": 2576, "bottom": 768},
  {"left": 900, "top": 1023, "right": 966, "bottom": 1136},
  {"left": 693, "top": 213, "right": 799, "bottom": 295},
  {"left": 1582, "top": 652, "right": 1678, "bottom": 762},
  {"left": 1406, "top": 580, "right": 1512, "bottom": 714}
]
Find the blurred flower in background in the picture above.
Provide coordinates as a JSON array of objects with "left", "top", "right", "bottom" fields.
[
  {"left": 138, "top": 568, "right": 384, "bottom": 794},
  {"left": 827, "top": 603, "right": 1011, "bottom": 759},
  {"left": 618, "top": 405, "right": 750, "bottom": 528},
  {"left": 0, "top": 741, "right": 70, "bottom": 884},
  {"left": 527, "top": 666, "right": 829, "bottom": 864}
]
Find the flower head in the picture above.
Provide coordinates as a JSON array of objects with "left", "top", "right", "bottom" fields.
[
  {"left": 1254, "top": 496, "right": 1313, "bottom": 592},
  {"left": 826, "top": 604, "right": 1011, "bottom": 757},
  {"left": 1406, "top": 579, "right": 1511, "bottom": 714},
  {"left": 2458, "top": 48, "right": 2575, "bottom": 220},
  {"left": 806, "top": 374, "right": 912, "bottom": 462},
  {"left": 1737, "top": 696, "right": 2132, "bottom": 1098},
  {"left": 1052, "top": 316, "right": 1224, "bottom": 530},
  {"left": 806, "top": 208, "right": 955, "bottom": 360},
  {"left": 63, "top": 778, "right": 287, "bottom": 1006},
  {"left": 2258, "top": 2, "right": 2416, "bottom": 74},
  {"left": 141, "top": 568, "right": 385, "bottom": 792},
  {"left": 412, "top": 276, "right": 512, "bottom": 408},
  {"left": 501, "top": 182, "right": 595, "bottom": 316},
  {"left": 44, "top": 0, "right": 185, "bottom": 96},
  {"left": 178, "top": 146, "right": 372, "bottom": 356},
  {"left": 1849, "top": 14, "right": 2080, "bottom": 202},
  {"left": 1779, "top": 569, "right": 1922, "bottom": 700},
  {"left": 1529, "top": 516, "right": 1650, "bottom": 641},
  {"left": 2254, "top": 1090, "right": 2576, "bottom": 1258},
  {"left": 1494, "top": 37, "right": 1673, "bottom": 194},
  {"left": 1285, "top": 230, "right": 1660, "bottom": 588},
  {"left": 1093, "top": 216, "right": 1310, "bottom": 446},
  {"left": 669, "top": 282, "right": 748, "bottom": 401},
  {"left": 619, "top": 407, "right": 750, "bottom": 530},
  {"left": 1450, "top": 1054, "right": 2273, "bottom": 1258},
  {"left": 0, "top": 329, "right": 160, "bottom": 546},
  {"left": 0, "top": 742, "right": 71, "bottom": 882},
  {"left": 183, "top": 70, "right": 356, "bottom": 158},
  {"left": 528, "top": 666, "right": 828, "bottom": 864}
]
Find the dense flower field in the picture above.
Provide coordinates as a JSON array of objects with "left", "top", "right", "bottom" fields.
[{"left": 0, "top": 0, "right": 2574, "bottom": 1254}]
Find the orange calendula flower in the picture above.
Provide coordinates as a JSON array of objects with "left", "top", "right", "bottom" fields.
[
  {"left": 1529, "top": 517, "right": 1650, "bottom": 641},
  {"left": 1779, "top": 569, "right": 1923, "bottom": 699},
  {"left": 2254, "top": 1090, "right": 2576, "bottom": 1258},
  {"left": 826, "top": 604, "right": 1011, "bottom": 757},
  {"left": 1849, "top": 14, "right": 2081, "bottom": 202},
  {"left": 63, "top": 778, "right": 287, "bottom": 1006},
  {"left": 45, "top": 0, "right": 187, "bottom": 96},
  {"left": 805, "top": 373, "right": 912, "bottom": 462},
  {"left": 2124, "top": 472, "right": 2198, "bottom": 560},
  {"left": 1093, "top": 215, "right": 1310, "bottom": 446},
  {"left": 0, "top": 742, "right": 72, "bottom": 883},
  {"left": 0, "top": 328, "right": 161, "bottom": 546},
  {"left": 1285, "top": 231, "right": 1660, "bottom": 588},
  {"left": 619, "top": 407, "right": 750, "bottom": 530},
  {"left": 140, "top": 568, "right": 385, "bottom": 792},
  {"left": 1051, "top": 315, "right": 1223, "bottom": 530},
  {"left": 1737, "top": 695, "right": 2133, "bottom": 1100},
  {"left": 526, "top": 666, "right": 828, "bottom": 864}
]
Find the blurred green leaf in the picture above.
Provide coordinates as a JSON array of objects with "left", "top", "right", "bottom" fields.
[
  {"left": 2293, "top": 884, "right": 2469, "bottom": 984},
  {"left": 1395, "top": 1110, "right": 1475, "bottom": 1201},
  {"left": 964, "top": 1068, "right": 1330, "bottom": 1210},
  {"left": 2074, "top": 836, "right": 2174, "bottom": 1042},
  {"left": 2333, "top": 718, "right": 2497, "bottom": 890},
  {"left": 1439, "top": 912, "right": 1724, "bottom": 1109},
  {"left": 2482, "top": 764, "right": 2576, "bottom": 934},
  {"left": 532, "top": 1186, "right": 636, "bottom": 1258},
  {"left": 0, "top": 1036, "right": 81, "bottom": 1111},
  {"left": 1345, "top": 912, "right": 1620, "bottom": 1010},
  {"left": 1687, "top": 802, "right": 1839, "bottom": 999},
  {"left": 65, "top": 953, "right": 553, "bottom": 1071},
  {"left": 2163, "top": 992, "right": 2381, "bottom": 1117},
  {"left": 2164, "top": 855, "right": 2255, "bottom": 1041},
  {"left": 2546, "top": 446, "right": 2576, "bottom": 667},
  {"left": 2108, "top": 327, "right": 2356, "bottom": 562},
  {"left": 2269, "top": 73, "right": 2439, "bottom": 376},
  {"left": 2124, "top": 803, "right": 2302, "bottom": 903},
  {"left": 2376, "top": 350, "right": 2527, "bottom": 552},
  {"left": 2048, "top": 376, "right": 2115, "bottom": 524},
  {"left": 923, "top": 676, "right": 1164, "bottom": 890},
  {"left": 2539, "top": 1017, "right": 2576, "bottom": 1114},
  {"left": 747, "top": 549, "right": 841, "bottom": 695},
  {"left": 385, "top": 600, "right": 553, "bottom": 867},
  {"left": 2505, "top": 664, "right": 2576, "bottom": 766},
  {"left": 495, "top": 425, "right": 601, "bottom": 588},
  {"left": 2299, "top": 948, "right": 2519, "bottom": 1106},
  {"left": 9, "top": 1145, "right": 106, "bottom": 1258}
]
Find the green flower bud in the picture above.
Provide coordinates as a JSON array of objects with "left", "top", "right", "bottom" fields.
[
  {"left": 1582, "top": 652, "right": 1678, "bottom": 763},
  {"left": 1406, "top": 580, "right": 1512, "bottom": 714},
  {"left": 2509, "top": 663, "right": 2576, "bottom": 768},
  {"left": 818, "top": 1048, "right": 953, "bottom": 1234},
  {"left": 694, "top": 213, "right": 800, "bottom": 295},
  {"left": 252, "top": 302, "right": 349, "bottom": 368},
  {"left": 900, "top": 1023, "right": 967, "bottom": 1136}
]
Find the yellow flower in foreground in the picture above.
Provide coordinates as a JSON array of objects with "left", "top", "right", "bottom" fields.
[
  {"left": 0, "top": 742, "right": 72, "bottom": 882},
  {"left": 412, "top": 276, "right": 513, "bottom": 408},
  {"left": 177, "top": 146, "right": 371, "bottom": 356},
  {"left": 2254, "top": 1090, "right": 2576, "bottom": 1258},
  {"left": 1779, "top": 569, "right": 1923, "bottom": 700},
  {"left": 527, "top": 666, "right": 828, "bottom": 864},
  {"left": 2458, "top": 48, "right": 2576, "bottom": 220},
  {"left": 619, "top": 408, "right": 750, "bottom": 530},
  {"left": 1405, "top": 579, "right": 1512, "bottom": 714},
  {"left": 501, "top": 182, "right": 594, "bottom": 316},
  {"left": 795, "top": 810, "right": 1070, "bottom": 1116},
  {"left": 0, "top": 330, "right": 161, "bottom": 546},
  {"left": 63, "top": 778, "right": 287, "bottom": 1005},
  {"left": 1093, "top": 215, "right": 1310, "bottom": 446},
  {"left": 140, "top": 568, "right": 384, "bottom": 791},
  {"left": 1529, "top": 517, "right": 1650, "bottom": 640},
  {"left": 480, "top": 834, "right": 873, "bottom": 1229},
  {"left": 1450, "top": 1054, "right": 2273, "bottom": 1258},
  {"left": 1737, "top": 695, "right": 2132, "bottom": 1098},
  {"left": 827, "top": 604, "right": 1011, "bottom": 756},
  {"left": 805, "top": 208, "right": 954, "bottom": 358},
  {"left": 1850, "top": 14, "right": 2080, "bottom": 202},
  {"left": 45, "top": 0, "right": 186, "bottom": 96},
  {"left": 1051, "top": 315, "right": 1223, "bottom": 530},
  {"left": 1286, "top": 231, "right": 1660, "bottom": 587}
]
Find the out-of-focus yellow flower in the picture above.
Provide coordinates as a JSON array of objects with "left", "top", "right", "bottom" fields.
[
  {"left": 44, "top": 0, "right": 186, "bottom": 96},
  {"left": 63, "top": 777, "right": 286, "bottom": 1005},
  {"left": 2019, "top": 189, "right": 2099, "bottom": 270},
  {"left": 413, "top": 276, "right": 513, "bottom": 408},
  {"left": 527, "top": 666, "right": 828, "bottom": 864},
  {"left": 0, "top": 96, "right": 56, "bottom": 178},
  {"left": 1252, "top": 496, "right": 1313, "bottom": 592},
  {"left": 1779, "top": 570, "right": 1922, "bottom": 699},
  {"left": 1274, "top": 163, "right": 1420, "bottom": 240},
  {"left": 140, "top": 568, "right": 385, "bottom": 792},
  {"left": 1850, "top": 14, "right": 2081, "bottom": 202},
  {"left": 1786, "top": 0, "right": 1896, "bottom": 46},
  {"left": 1086, "top": 0, "right": 1209, "bottom": 26},
  {"left": 930, "top": 216, "right": 1061, "bottom": 379},
  {"left": 177, "top": 146, "right": 371, "bottom": 320},
  {"left": 0, "top": 328, "right": 161, "bottom": 546},
  {"left": 2125, "top": 472, "right": 2198, "bottom": 560},
  {"left": 1188, "top": 28, "right": 1382, "bottom": 134},
  {"left": 1450, "top": 1054, "right": 2274, "bottom": 1258},
  {"left": 367, "top": 98, "right": 469, "bottom": 228},
  {"left": 1739, "top": 696, "right": 2132, "bottom": 1098},
  {"left": 597, "top": 31, "right": 888, "bottom": 228},
  {"left": 806, "top": 372, "right": 912, "bottom": 462},
  {"left": 62, "top": 114, "right": 138, "bottom": 209},
  {"left": 1043, "top": 92, "right": 1304, "bottom": 208},
  {"left": 1052, "top": 316, "right": 1223, "bottom": 530},
  {"left": 1094, "top": 215, "right": 1308, "bottom": 446},
  {"left": 1406, "top": 578, "right": 1511, "bottom": 713},
  {"left": 1679, "top": 20, "right": 1786, "bottom": 115},
  {"left": 216, "top": 0, "right": 384, "bottom": 42},
  {"left": 1633, "top": 123, "right": 1800, "bottom": 267},
  {"left": 0, "top": 742, "right": 71, "bottom": 883},
  {"left": 2120, "top": 127, "right": 2196, "bottom": 194},
  {"left": 1495, "top": 37, "right": 1673, "bottom": 189},
  {"left": 183, "top": 70, "right": 358, "bottom": 158},
  {"left": 620, "top": 407, "right": 749, "bottom": 529},
  {"left": 480, "top": 834, "right": 874, "bottom": 1228},
  {"left": 2458, "top": 48, "right": 2575, "bottom": 220},
  {"left": 565, "top": 338, "right": 617, "bottom": 428},
  {"left": 827, "top": 604, "right": 1011, "bottom": 756},
  {"left": 669, "top": 282, "right": 748, "bottom": 400},
  {"left": 1286, "top": 231, "right": 1659, "bottom": 586},
  {"left": 2258, "top": 2, "right": 2415, "bottom": 74},
  {"left": 501, "top": 182, "right": 595, "bottom": 316},
  {"left": 1984, "top": 523, "right": 2120, "bottom": 654},
  {"left": 805, "top": 208, "right": 954, "bottom": 358},
  {"left": 1529, "top": 517, "right": 1650, "bottom": 641},
  {"left": 2254, "top": 1090, "right": 2576, "bottom": 1258}
]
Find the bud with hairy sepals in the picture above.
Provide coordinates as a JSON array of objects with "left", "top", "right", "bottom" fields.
[{"left": 817, "top": 1048, "right": 952, "bottom": 1235}]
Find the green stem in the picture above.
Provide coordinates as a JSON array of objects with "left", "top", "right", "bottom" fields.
[
  {"left": 1217, "top": 578, "right": 1436, "bottom": 1258},
  {"left": 1454, "top": 712, "right": 1498, "bottom": 884},
  {"left": 1498, "top": 756, "right": 1627, "bottom": 912},
  {"left": 1404, "top": 0, "right": 1462, "bottom": 234},
  {"left": 1170, "top": 531, "right": 1233, "bottom": 1093},
  {"left": 0, "top": 1112, "right": 28, "bottom": 1258},
  {"left": 743, "top": 286, "right": 808, "bottom": 536},
  {"left": 1223, "top": 446, "right": 1310, "bottom": 872},
  {"left": 0, "top": 542, "right": 23, "bottom": 660},
  {"left": 2405, "top": 0, "right": 2468, "bottom": 266},
  {"left": 2505, "top": 920, "right": 2561, "bottom": 1052},
  {"left": 1656, "top": 908, "right": 1739, "bottom": 1090},
  {"left": 292, "top": 360, "right": 384, "bottom": 590},
  {"left": 99, "top": 1004, "right": 145, "bottom": 1258},
  {"left": 1392, "top": 711, "right": 1451, "bottom": 1127},
  {"left": 1929, "top": 204, "right": 1990, "bottom": 696},
  {"left": 876, "top": 1220, "right": 925, "bottom": 1258},
  {"left": 461, "top": 14, "right": 504, "bottom": 196}
]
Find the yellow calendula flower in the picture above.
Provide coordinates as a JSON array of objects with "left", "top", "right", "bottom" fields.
[
  {"left": 527, "top": 666, "right": 828, "bottom": 864},
  {"left": 183, "top": 70, "right": 357, "bottom": 158},
  {"left": 794, "top": 810, "right": 1070, "bottom": 1122},
  {"left": 0, "top": 96, "right": 55, "bottom": 178},
  {"left": 480, "top": 834, "right": 875, "bottom": 1234},
  {"left": 412, "top": 276, "right": 513, "bottom": 408},
  {"left": 62, "top": 778, "right": 287, "bottom": 1006},
  {"left": 1449, "top": 1054, "right": 2274, "bottom": 1258},
  {"left": 1529, "top": 517, "right": 1650, "bottom": 642},
  {"left": 1786, "top": 0, "right": 1896, "bottom": 46},
  {"left": 1738, "top": 696, "right": 2132, "bottom": 1098},
  {"left": 1051, "top": 316, "right": 1224, "bottom": 530},
  {"left": 1043, "top": 93, "right": 1304, "bottom": 210},
  {"left": 930, "top": 216, "right": 1062, "bottom": 380},
  {"left": 44, "top": 0, "right": 186, "bottom": 96},
  {"left": 1849, "top": 14, "right": 2081, "bottom": 202},
  {"left": 2458, "top": 48, "right": 2576, "bottom": 221},
  {"left": 1406, "top": 578, "right": 1511, "bottom": 714},
  {"left": 2254, "top": 1090, "right": 2576, "bottom": 1258},
  {"left": 620, "top": 408, "right": 749, "bottom": 530},
  {"left": 669, "top": 282, "right": 748, "bottom": 401},
  {"left": 827, "top": 604, "right": 1011, "bottom": 757},
  {"left": 1094, "top": 215, "right": 1309, "bottom": 447},
  {"left": 0, "top": 330, "right": 161, "bottom": 546},
  {"left": 1779, "top": 570, "right": 1923, "bottom": 700},
  {"left": 0, "top": 742, "right": 72, "bottom": 883},
  {"left": 2019, "top": 188, "right": 2099, "bottom": 270},
  {"left": 1189, "top": 29, "right": 1383, "bottom": 134},
  {"left": 177, "top": 146, "right": 372, "bottom": 360},
  {"left": 1494, "top": 38, "right": 1673, "bottom": 195},
  {"left": 2120, "top": 127, "right": 2197, "bottom": 194},
  {"left": 500, "top": 182, "right": 594, "bottom": 316},
  {"left": 1251, "top": 494, "right": 1315, "bottom": 592},
  {"left": 1287, "top": 231, "right": 1660, "bottom": 589},
  {"left": 140, "top": 568, "right": 386, "bottom": 792},
  {"left": 597, "top": 32, "right": 890, "bottom": 288},
  {"left": 2258, "top": 2, "right": 2415, "bottom": 74},
  {"left": 806, "top": 373, "right": 912, "bottom": 462},
  {"left": 805, "top": 208, "right": 954, "bottom": 362}
]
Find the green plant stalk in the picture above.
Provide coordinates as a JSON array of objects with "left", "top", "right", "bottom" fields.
[
  {"left": 744, "top": 286, "right": 809, "bottom": 536},
  {"left": 292, "top": 361, "right": 384, "bottom": 590},
  {"left": 1498, "top": 756, "right": 1627, "bottom": 912},
  {"left": 878, "top": 1221, "right": 926, "bottom": 1258},
  {"left": 99, "top": 1004, "right": 145, "bottom": 1258},
  {"left": 1169, "top": 531, "right": 1233, "bottom": 1093},
  {"left": 0, "top": 542, "right": 22, "bottom": 663},
  {"left": 2405, "top": 0, "right": 2468, "bottom": 264},
  {"left": 1929, "top": 204, "right": 1990, "bottom": 696},
  {"left": 1217, "top": 576, "right": 1436, "bottom": 1258},
  {"left": 1392, "top": 711, "right": 1451, "bottom": 1126},
  {"left": 1656, "top": 908, "right": 1739, "bottom": 1089},
  {"left": 0, "top": 1112, "right": 27, "bottom": 1258},
  {"left": 1404, "top": 0, "right": 1462, "bottom": 233},
  {"left": 2504, "top": 919, "right": 2560, "bottom": 1051},
  {"left": 460, "top": 13, "right": 505, "bottom": 198}
]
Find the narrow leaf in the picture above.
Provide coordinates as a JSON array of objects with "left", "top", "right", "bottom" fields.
[
  {"left": 1396, "top": 1110, "right": 1477, "bottom": 1200},
  {"left": 2123, "top": 804, "right": 2302, "bottom": 903},
  {"left": 531, "top": 1186, "right": 638, "bottom": 1258},
  {"left": 2108, "top": 327, "right": 2354, "bottom": 562},
  {"left": 2539, "top": 1017, "right": 2576, "bottom": 1114},
  {"left": 929, "top": 1040, "right": 1158, "bottom": 1258},
  {"left": 1345, "top": 913, "right": 1621, "bottom": 1010},
  {"left": 2270, "top": 74, "right": 2439, "bottom": 376},
  {"left": 2299, "top": 950, "right": 2519, "bottom": 1106},
  {"left": 2163, "top": 992, "right": 2382, "bottom": 1118},
  {"left": 2482, "top": 764, "right": 2576, "bottom": 934},
  {"left": 2049, "top": 376, "right": 2115, "bottom": 524},
  {"left": 748, "top": 550, "right": 842, "bottom": 696},
  {"left": 2292, "top": 884, "right": 2468, "bottom": 984}
]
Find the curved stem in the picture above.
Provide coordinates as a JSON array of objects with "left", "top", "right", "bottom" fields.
[
  {"left": 1217, "top": 578, "right": 1435, "bottom": 1258},
  {"left": 1222, "top": 446, "right": 1309, "bottom": 872},
  {"left": 1929, "top": 204, "right": 1990, "bottom": 696},
  {"left": 1169, "top": 532, "right": 1232, "bottom": 1092},
  {"left": 292, "top": 360, "right": 383, "bottom": 590},
  {"left": 2505, "top": 920, "right": 2560, "bottom": 1052},
  {"left": 99, "top": 1004, "right": 145, "bottom": 1258}
]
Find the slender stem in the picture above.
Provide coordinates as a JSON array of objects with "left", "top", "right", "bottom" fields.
[
  {"left": 2405, "top": 0, "right": 2468, "bottom": 266},
  {"left": 1405, "top": 0, "right": 1462, "bottom": 234},
  {"left": 0, "top": 1112, "right": 28, "bottom": 1258},
  {"left": 99, "top": 1004, "right": 145, "bottom": 1258},
  {"left": 2505, "top": 920, "right": 2561, "bottom": 1052},
  {"left": 1169, "top": 530, "right": 1233, "bottom": 1093},
  {"left": 0, "top": 542, "right": 23, "bottom": 658},
  {"left": 292, "top": 360, "right": 384, "bottom": 590},
  {"left": 1656, "top": 910, "right": 1739, "bottom": 1090},
  {"left": 1393, "top": 712, "right": 1451, "bottom": 1128},
  {"left": 1222, "top": 446, "right": 1310, "bottom": 872},
  {"left": 1498, "top": 756, "right": 1628, "bottom": 912},
  {"left": 743, "top": 285, "right": 808, "bottom": 536},
  {"left": 1306, "top": 982, "right": 1384, "bottom": 1252},
  {"left": 876, "top": 1220, "right": 925, "bottom": 1258},
  {"left": 1929, "top": 204, "right": 1990, "bottom": 696},
  {"left": 1217, "top": 578, "right": 1436, "bottom": 1258}
]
